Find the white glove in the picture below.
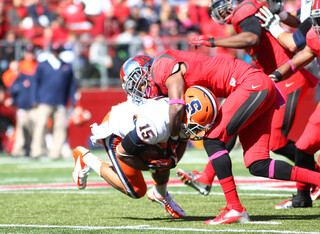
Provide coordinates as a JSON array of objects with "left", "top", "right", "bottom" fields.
[
  {"left": 255, "top": 6, "right": 284, "bottom": 38},
  {"left": 90, "top": 122, "right": 112, "bottom": 146}
]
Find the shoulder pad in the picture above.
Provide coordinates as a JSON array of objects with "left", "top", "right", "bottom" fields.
[{"left": 233, "top": 0, "right": 261, "bottom": 25}]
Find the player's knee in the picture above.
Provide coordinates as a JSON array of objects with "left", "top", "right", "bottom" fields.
[
  {"left": 130, "top": 184, "right": 147, "bottom": 199},
  {"left": 248, "top": 158, "right": 272, "bottom": 177},
  {"left": 203, "top": 138, "right": 226, "bottom": 155}
]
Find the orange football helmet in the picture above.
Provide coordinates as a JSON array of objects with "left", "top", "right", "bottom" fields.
[{"left": 183, "top": 86, "right": 219, "bottom": 141}]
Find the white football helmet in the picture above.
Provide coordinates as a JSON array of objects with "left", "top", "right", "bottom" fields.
[
  {"left": 182, "top": 86, "right": 219, "bottom": 141},
  {"left": 120, "top": 55, "right": 154, "bottom": 103},
  {"left": 311, "top": 0, "right": 320, "bottom": 38}
]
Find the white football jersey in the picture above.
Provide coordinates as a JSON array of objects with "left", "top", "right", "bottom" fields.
[{"left": 108, "top": 97, "right": 171, "bottom": 144}]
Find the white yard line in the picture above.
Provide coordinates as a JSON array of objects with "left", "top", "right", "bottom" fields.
[{"left": 0, "top": 224, "right": 319, "bottom": 233}]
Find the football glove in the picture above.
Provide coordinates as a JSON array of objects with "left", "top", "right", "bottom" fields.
[
  {"left": 189, "top": 35, "right": 215, "bottom": 48},
  {"left": 147, "top": 155, "right": 177, "bottom": 171},
  {"left": 255, "top": 6, "right": 284, "bottom": 38}
]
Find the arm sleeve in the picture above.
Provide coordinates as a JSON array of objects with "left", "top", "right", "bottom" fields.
[
  {"left": 293, "top": 17, "right": 312, "bottom": 50},
  {"left": 239, "top": 15, "right": 262, "bottom": 38}
]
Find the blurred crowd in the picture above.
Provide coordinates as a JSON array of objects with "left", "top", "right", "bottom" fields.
[{"left": 0, "top": 0, "right": 301, "bottom": 157}]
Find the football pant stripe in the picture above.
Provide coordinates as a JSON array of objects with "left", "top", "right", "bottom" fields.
[
  {"left": 226, "top": 89, "right": 268, "bottom": 137},
  {"left": 102, "top": 135, "right": 140, "bottom": 198},
  {"left": 281, "top": 87, "right": 301, "bottom": 137}
]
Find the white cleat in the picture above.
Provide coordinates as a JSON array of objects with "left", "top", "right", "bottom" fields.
[
  {"left": 72, "top": 146, "right": 92, "bottom": 189},
  {"left": 147, "top": 187, "right": 186, "bottom": 218},
  {"left": 204, "top": 206, "right": 249, "bottom": 225}
]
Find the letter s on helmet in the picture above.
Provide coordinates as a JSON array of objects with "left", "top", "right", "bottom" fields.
[
  {"left": 120, "top": 55, "right": 154, "bottom": 103},
  {"left": 182, "top": 86, "right": 219, "bottom": 141}
]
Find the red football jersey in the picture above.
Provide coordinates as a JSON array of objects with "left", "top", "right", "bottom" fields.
[
  {"left": 150, "top": 50, "right": 263, "bottom": 98},
  {"left": 306, "top": 28, "right": 320, "bottom": 57},
  {"left": 231, "top": 0, "right": 293, "bottom": 74}
]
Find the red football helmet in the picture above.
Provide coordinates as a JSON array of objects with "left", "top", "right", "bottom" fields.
[
  {"left": 311, "top": 0, "right": 320, "bottom": 38},
  {"left": 120, "top": 55, "right": 154, "bottom": 103},
  {"left": 210, "top": 0, "right": 235, "bottom": 24},
  {"left": 182, "top": 86, "right": 219, "bottom": 141}
]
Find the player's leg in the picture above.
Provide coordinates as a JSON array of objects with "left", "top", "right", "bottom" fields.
[
  {"left": 269, "top": 70, "right": 310, "bottom": 160},
  {"left": 176, "top": 135, "right": 237, "bottom": 196},
  {"left": 276, "top": 105, "right": 320, "bottom": 208},
  {"left": 148, "top": 169, "right": 186, "bottom": 217}
]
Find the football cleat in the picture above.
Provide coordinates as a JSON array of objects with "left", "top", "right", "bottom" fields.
[
  {"left": 274, "top": 194, "right": 312, "bottom": 209},
  {"left": 147, "top": 187, "right": 186, "bottom": 218},
  {"left": 72, "top": 146, "right": 92, "bottom": 189},
  {"left": 176, "top": 168, "right": 211, "bottom": 196},
  {"left": 204, "top": 206, "right": 249, "bottom": 225},
  {"left": 311, "top": 186, "right": 320, "bottom": 200}
]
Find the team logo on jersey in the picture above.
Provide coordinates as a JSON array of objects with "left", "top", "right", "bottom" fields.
[{"left": 186, "top": 99, "right": 202, "bottom": 116}]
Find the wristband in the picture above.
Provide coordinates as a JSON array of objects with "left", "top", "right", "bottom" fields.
[
  {"left": 269, "top": 24, "right": 285, "bottom": 38},
  {"left": 169, "top": 99, "right": 185, "bottom": 105},
  {"left": 208, "top": 38, "right": 215, "bottom": 47},
  {"left": 271, "top": 70, "right": 283, "bottom": 81},
  {"left": 288, "top": 59, "right": 296, "bottom": 72}
]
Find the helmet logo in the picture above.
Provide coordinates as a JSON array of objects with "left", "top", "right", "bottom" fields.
[
  {"left": 186, "top": 99, "right": 202, "bottom": 116},
  {"left": 132, "top": 55, "right": 153, "bottom": 66}
]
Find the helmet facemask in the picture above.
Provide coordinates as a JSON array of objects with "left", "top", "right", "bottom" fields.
[
  {"left": 122, "top": 66, "right": 149, "bottom": 104},
  {"left": 182, "top": 114, "right": 213, "bottom": 141},
  {"left": 210, "top": 0, "right": 233, "bottom": 24},
  {"left": 120, "top": 55, "right": 154, "bottom": 104}
]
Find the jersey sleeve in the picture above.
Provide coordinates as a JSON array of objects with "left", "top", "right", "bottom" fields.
[{"left": 306, "top": 28, "right": 320, "bottom": 56}]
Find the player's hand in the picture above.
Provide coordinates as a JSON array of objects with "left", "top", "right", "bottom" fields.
[
  {"left": 147, "top": 155, "right": 177, "bottom": 171},
  {"left": 166, "top": 135, "right": 180, "bottom": 158},
  {"left": 189, "top": 35, "right": 215, "bottom": 48},
  {"left": 255, "top": 6, "right": 284, "bottom": 38}
]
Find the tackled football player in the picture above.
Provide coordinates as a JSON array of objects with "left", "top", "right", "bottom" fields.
[{"left": 72, "top": 55, "right": 219, "bottom": 218}]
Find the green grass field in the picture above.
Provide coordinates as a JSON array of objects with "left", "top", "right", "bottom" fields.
[{"left": 1, "top": 146, "right": 320, "bottom": 233}]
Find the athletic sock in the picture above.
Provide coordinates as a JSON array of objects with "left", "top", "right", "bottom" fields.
[
  {"left": 83, "top": 152, "right": 109, "bottom": 176},
  {"left": 196, "top": 161, "right": 216, "bottom": 185},
  {"left": 291, "top": 166, "right": 320, "bottom": 186},
  {"left": 219, "top": 176, "right": 242, "bottom": 212},
  {"left": 154, "top": 184, "right": 167, "bottom": 197}
]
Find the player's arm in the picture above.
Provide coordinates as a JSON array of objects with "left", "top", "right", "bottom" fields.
[
  {"left": 165, "top": 63, "right": 186, "bottom": 137},
  {"left": 190, "top": 15, "right": 261, "bottom": 49},
  {"left": 272, "top": 45, "right": 316, "bottom": 80},
  {"left": 116, "top": 138, "right": 150, "bottom": 171},
  {"left": 256, "top": 7, "right": 312, "bottom": 53}
]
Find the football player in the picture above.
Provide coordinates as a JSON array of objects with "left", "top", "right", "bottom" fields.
[
  {"left": 126, "top": 49, "right": 320, "bottom": 224},
  {"left": 267, "top": 0, "right": 320, "bottom": 207},
  {"left": 72, "top": 56, "right": 219, "bottom": 218},
  {"left": 255, "top": 0, "right": 312, "bottom": 53},
  {"left": 179, "top": 0, "right": 318, "bottom": 200}
]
